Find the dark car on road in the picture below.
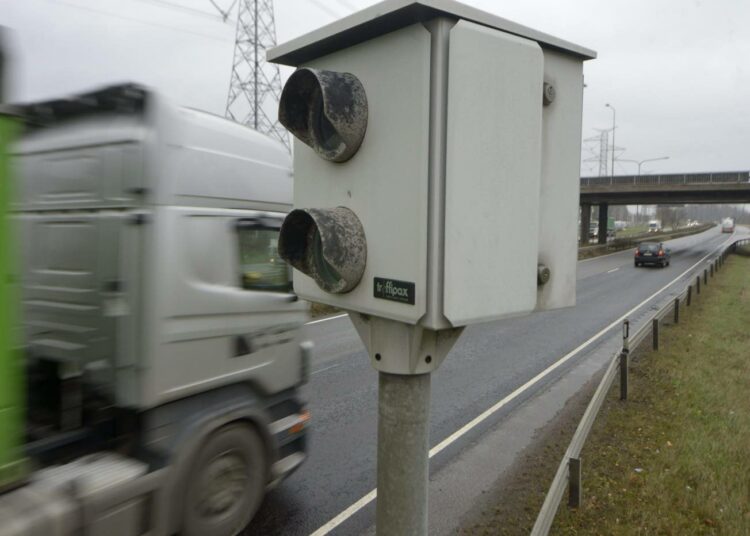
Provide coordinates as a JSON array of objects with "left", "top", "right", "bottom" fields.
[{"left": 635, "top": 242, "right": 671, "bottom": 267}]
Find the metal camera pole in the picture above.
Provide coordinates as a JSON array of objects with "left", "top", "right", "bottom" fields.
[
  {"left": 351, "top": 315, "right": 462, "bottom": 536},
  {"left": 377, "top": 372, "right": 431, "bottom": 535}
]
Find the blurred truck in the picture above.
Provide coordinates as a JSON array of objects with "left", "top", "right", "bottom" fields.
[
  {"left": 721, "top": 217, "right": 735, "bottom": 233},
  {"left": 0, "top": 83, "right": 311, "bottom": 536}
]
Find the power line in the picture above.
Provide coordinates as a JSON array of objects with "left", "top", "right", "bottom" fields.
[
  {"left": 331, "top": 0, "right": 359, "bottom": 12},
  {"left": 131, "top": 0, "right": 227, "bottom": 21},
  {"left": 207, "top": 0, "right": 239, "bottom": 22},
  {"left": 43, "top": 0, "right": 233, "bottom": 43},
  {"left": 309, "top": 0, "right": 342, "bottom": 19}
]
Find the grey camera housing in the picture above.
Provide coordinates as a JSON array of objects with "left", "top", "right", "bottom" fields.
[{"left": 270, "top": 0, "right": 595, "bottom": 330}]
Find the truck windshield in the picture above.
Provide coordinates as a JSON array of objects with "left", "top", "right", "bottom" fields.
[{"left": 237, "top": 220, "right": 291, "bottom": 292}]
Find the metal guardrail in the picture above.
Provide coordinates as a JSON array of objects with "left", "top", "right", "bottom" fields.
[
  {"left": 531, "top": 237, "right": 750, "bottom": 535},
  {"left": 580, "top": 171, "right": 749, "bottom": 187}
]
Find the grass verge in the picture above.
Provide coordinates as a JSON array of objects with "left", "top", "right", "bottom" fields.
[
  {"left": 461, "top": 251, "right": 750, "bottom": 535},
  {"left": 615, "top": 225, "right": 649, "bottom": 237},
  {"left": 551, "top": 253, "right": 750, "bottom": 534}
]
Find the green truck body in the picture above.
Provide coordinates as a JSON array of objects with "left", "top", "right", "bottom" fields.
[{"left": 0, "top": 110, "right": 27, "bottom": 491}]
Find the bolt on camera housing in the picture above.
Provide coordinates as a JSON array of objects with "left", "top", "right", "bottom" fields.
[{"left": 279, "top": 68, "right": 368, "bottom": 163}]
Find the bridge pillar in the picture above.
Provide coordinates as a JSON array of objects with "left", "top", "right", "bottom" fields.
[
  {"left": 597, "top": 203, "right": 609, "bottom": 245},
  {"left": 580, "top": 203, "right": 591, "bottom": 246}
]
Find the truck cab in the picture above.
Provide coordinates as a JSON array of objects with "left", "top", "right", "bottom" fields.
[{"left": 1, "top": 84, "right": 311, "bottom": 536}]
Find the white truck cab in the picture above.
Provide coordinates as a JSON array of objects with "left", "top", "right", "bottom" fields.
[{"left": 1, "top": 84, "right": 311, "bottom": 536}]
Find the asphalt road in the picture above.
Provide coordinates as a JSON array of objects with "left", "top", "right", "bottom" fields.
[{"left": 247, "top": 226, "right": 744, "bottom": 536}]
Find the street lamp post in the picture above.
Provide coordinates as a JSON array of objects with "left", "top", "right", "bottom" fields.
[
  {"left": 605, "top": 103, "right": 615, "bottom": 178},
  {"left": 620, "top": 156, "right": 670, "bottom": 176},
  {"left": 619, "top": 156, "right": 670, "bottom": 224}
]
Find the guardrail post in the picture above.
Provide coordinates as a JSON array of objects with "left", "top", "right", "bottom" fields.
[
  {"left": 704, "top": 269, "right": 708, "bottom": 285},
  {"left": 710, "top": 263, "right": 714, "bottom": 278},
  {"left": 620, "top": 320, "right": 629, "bottom": 400},
  {"left": 696, "top": 275, "right": 701, "bottom": 294},
  {"left": 652, "top": 318, "right": 659, "bottom": 351},
  {"left": 568, "top": 457, "right": 582, "bottom": 508},
  {"left": 687, "top": 285, "right": 692, "bottom": 306},
  {"left": 674, "top": 297, "right": 680, "bottom": 323}
]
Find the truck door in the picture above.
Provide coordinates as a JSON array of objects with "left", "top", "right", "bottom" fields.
[{"left": 21, "top": 210, "right": 139, "bottom": 411}]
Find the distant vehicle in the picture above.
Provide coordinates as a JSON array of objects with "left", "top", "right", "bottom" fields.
[
  {"left": 588, "top": 217, "right": 615, "bottom": 240},
  {"left": 647, "top": 220, "right": 662, "bottom": 233},
  {"left": 721, "top": 217, "right": 735, "bottom": 233},
  {"left": 635, "top": 242, "right": 671, "bottom": 267}
]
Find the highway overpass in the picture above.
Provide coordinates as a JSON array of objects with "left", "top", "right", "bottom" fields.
[{"left": 579, "top": 171, "right": 749, "bottom": 244}]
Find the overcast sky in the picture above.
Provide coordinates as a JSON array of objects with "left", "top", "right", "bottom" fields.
[{"left": 2, "top": 0, "right": 748, "bottom": 176}]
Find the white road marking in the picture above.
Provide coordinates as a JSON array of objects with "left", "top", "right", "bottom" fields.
[
  {"left": 578, "top": 248, "right": 629, "bottom": 262},
  {"left": 607, "top": 267, "right": 620, "bottom": 274},
  {"left": 306, "top": 313, "right": 348, "bottom": 325},
  {"left": 311, "top": 363, "right": 341, "bottom": 376},
  {"left": 308, "top": 234, "right": 735, "bottom": 536}
]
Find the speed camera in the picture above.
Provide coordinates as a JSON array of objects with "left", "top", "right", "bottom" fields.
[{"left": 269, "top": 0, "right": 595, "bottom": 331}]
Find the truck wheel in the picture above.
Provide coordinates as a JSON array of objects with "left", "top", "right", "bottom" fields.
[{"left": 183, "top": 424, "right": 266, "bottom": 536}]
